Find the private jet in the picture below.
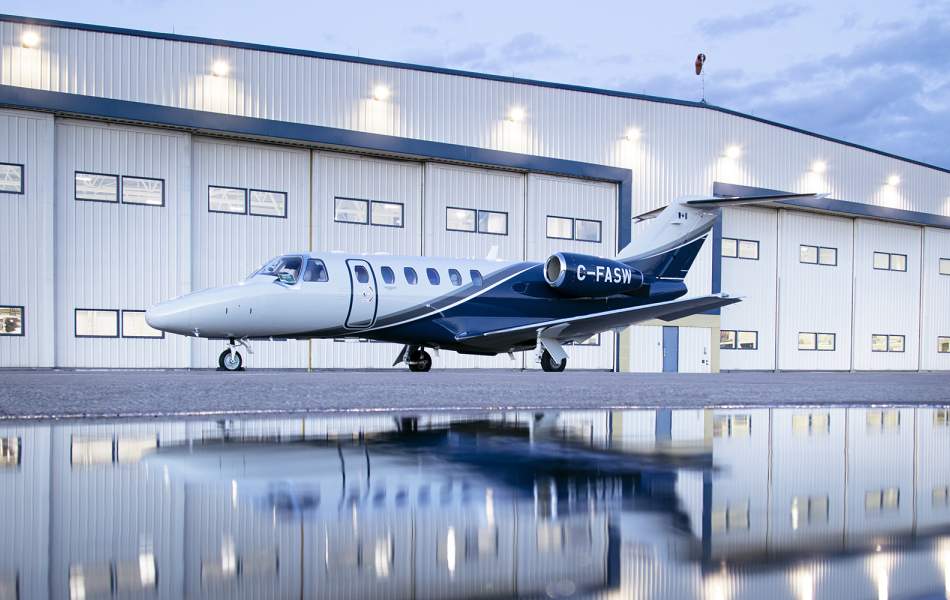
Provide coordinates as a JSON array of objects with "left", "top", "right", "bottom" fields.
[{"left": 145, "top": 192, "right": 820, "bottom": 372}]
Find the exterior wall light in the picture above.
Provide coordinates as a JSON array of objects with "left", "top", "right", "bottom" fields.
[
  {"left": 507, "top": 106, "right": 526, "bottom": 122},
  {"left": 624, "top": 128, "right": 641, "bottom": 142},
  {"left": 211, "top": 60, "right": 230, "bottom": 77},
  {"left": 21, "top": 31, "right": 41, "bottom": 49},
  {"left": 372, "top": 85, "right": 391, "bottom": 101},
  {"left": 724, "top": 145, "right": 742, "bottom": 159},
  {"left": 887, "top": 175, "right": 900, "bottom": 186},
  {"left": 811, "top": 160, "right": 827, "bottom": 174}
]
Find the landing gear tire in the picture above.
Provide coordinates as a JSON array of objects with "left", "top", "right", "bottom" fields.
[
  {"left": 407, "top": 349, "right": 432, "bottom": 372},
  {"left": 540, "top": 350, "right": 567, "bottom": 373},
  {"left": 218, "top": 349, "right": 243, "bottom": 371}
]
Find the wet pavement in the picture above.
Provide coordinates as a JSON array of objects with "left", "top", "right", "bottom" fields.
[{"left": 2, "top": 405, "right": 950, "bottom": 599}]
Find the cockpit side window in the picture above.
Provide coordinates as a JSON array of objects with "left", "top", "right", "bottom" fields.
[
  {"left": 250, "top": 255, "right": 304, "bottom": 282},
  {"left": 303, "top": 259, "right": 329, "bottom": 282}
]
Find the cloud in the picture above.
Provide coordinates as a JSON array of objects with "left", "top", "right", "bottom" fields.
[
  {"left": 499, "top": 33, "right": 568, "bottom": 63},
  {"left": 696, "top": 3, "right": 809, "bottom": 36}
]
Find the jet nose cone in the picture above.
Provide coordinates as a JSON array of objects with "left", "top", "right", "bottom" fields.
[{"left": 145, "top": 300, "right": 191, "bottom": 335}]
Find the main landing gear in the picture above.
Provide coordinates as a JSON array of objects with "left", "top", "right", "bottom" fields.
[
  {"left": 394, "top": 345, "right": 433, "bottom": 372},
  {"left": 540, "top": 349, "right": 567, "bottom": 372},
  {"left": 218, "top": 338, "right": 253, "bottom": 372}
]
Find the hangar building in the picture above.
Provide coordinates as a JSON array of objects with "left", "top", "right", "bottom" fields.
[{"left": 1, "top": 14, "right": 948, "bottom": 372}]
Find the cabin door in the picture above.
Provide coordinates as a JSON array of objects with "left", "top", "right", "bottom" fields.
[{"left": 345, "top": 259, "right": 378, "bottom": 329}]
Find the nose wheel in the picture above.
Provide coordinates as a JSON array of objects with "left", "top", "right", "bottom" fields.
[{"left": 218, "top": 338, "right": 251, "bottom": 371}]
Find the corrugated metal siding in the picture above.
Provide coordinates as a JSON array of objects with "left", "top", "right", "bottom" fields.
[
  {"left": 423, "top": 163, "right": 526, "bottom": 369},
  {"left": 0, "top": 108, "right": 54, "bottom": 367},
  {"left": 678, "top": 327, "right": 711, "bottom": 373},
  {"left": 190, "top": 137, "right": 310, "bottom": 368},
  {"left": 311, "top": 151, "right": 422, "bottom": 369},
  {"left": 628, "top": 325, "right": 662, "bottom": 373},
  {"left": 54, "top": 119, "right": 191, "bottom": 367},
  {"left": 525, "top": 174, "right": 616, "bottom": 370},
  {"left": 720, "top": 207, "right": 778, "bottom": 371},
  {"left": 777, "top": 211, "right": 854, "bottom": 371},
  {"left": 919, "top": 228, "right": 950, "bottom": 370},
  {"left": 852, "top": 219, "right": 921, "bottom": 371}
]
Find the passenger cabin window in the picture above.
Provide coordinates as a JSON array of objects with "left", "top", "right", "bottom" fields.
[
  {"left": 470, "top": 270, "right": 483, "bottom": 286},
  {"left": 354, "top": 265, "right": 370, "bottom": 284},
  {"left": 380, "top": 266, "right": 395, "bottom": 285},
  {"left": 426, "top": 268, "right": 441, "bottom": 285},
  {"left": 404, "top": 267, "right": 418, "bottom": 285},
  {"left": 448, "top": 269, "right": 462, "bottom": 286},
  {"left": 303, "top": 259, "right": 328, "bottom": 282}
]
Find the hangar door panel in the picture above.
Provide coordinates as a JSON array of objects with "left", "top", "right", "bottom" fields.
[
  {"left": 424, "top": 163, "right": 526, "bottom": 369},
  {"left": 311, "top": 152, "right": 422, "bottom": 369},
  {"left": 526, "top": 174, "right": 617, "bottom": 370},
  {"left": 628, "top": 326, "right": 663, "bottom": 373}
]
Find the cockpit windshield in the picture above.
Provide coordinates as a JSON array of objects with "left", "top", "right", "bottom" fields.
[{"left": 248, "top": 255, "right": 304, "bottom": 282}]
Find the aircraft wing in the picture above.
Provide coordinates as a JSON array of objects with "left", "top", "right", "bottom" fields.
[
  {"left": 455, "top": 294, "right": 741, "bottom": 350},
  {"left": 684, "top": 192, "right": 826, "bottom": 209}
]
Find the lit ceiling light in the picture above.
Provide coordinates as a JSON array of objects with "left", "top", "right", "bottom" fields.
[
  {"left": 21, "top": 31, "right": 41, "bottom": 49},
  {"left": 811, "top": 160, "right": 827, "bottom": 174},
  {"left": 724, "top": 145, "right": 742, "bottom": 159},
  {"left": 372, "top": 84, "right": 391, "bottom": 101},
  {"left": 624, "top": 127, "right": 641, "bottom": 142},
  {"left": 507, "top": 106, "right": 526, "bottom": 122},
  {"left": 211, "top": 60, "right": 230, "bottom": 77},
  {"left": 887, "top": 175, "right": 901, "bottom": 186}
]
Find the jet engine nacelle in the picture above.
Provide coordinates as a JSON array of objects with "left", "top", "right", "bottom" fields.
[{"left": 543, "top": 252, "right": 644, "bottom": 298}]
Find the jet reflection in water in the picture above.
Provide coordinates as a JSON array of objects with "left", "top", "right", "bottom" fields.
[{"left": 1, "top": 407, "right": 949, "bottom": 599}]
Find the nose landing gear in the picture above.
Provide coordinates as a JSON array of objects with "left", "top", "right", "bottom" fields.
[{"left": 218, "top": 338, "right": 253, "bottom": 372}]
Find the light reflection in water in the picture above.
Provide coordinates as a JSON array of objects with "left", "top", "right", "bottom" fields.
[{"left": 0, "top": 406, "right": 949, "bottom": 599}]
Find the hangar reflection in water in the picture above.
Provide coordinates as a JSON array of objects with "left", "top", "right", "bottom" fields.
[{"left": 1, "top": 407, "right": 950, "bottom": 599}]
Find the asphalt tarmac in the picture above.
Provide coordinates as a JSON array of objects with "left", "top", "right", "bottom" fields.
[{"left": 1, "top": 369, "right": 948, "bottom": 420}]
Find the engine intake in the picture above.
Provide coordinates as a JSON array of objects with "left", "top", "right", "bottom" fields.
[{"left": 543, "top": 252, "right": 644, "bottom": 298}]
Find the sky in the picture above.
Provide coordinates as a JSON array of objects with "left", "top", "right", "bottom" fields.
[{"left": 6, "top": 0, "right": 949, "bottom": 168}]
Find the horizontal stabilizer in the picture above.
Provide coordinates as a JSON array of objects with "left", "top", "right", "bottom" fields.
[{"left": 685, "top": 192, "right": 826, "bottom": 208}]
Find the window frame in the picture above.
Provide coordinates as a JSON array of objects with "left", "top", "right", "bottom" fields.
[
  {"left": 818, "top": 247, "right": 838, "bottom": 266},
  {"left": 799, "top": 244, "right": 819, "bottom": 264},
  {"left": 120, "top": 175, "right": 165, "bottom": 207},
  {"left": 545, "top": 215, "right": 574, "bottom": 240},
  {"left": 0, "top": 162, "right": 25, "bottom": 195},
  {"left": 722, "top": 237, "right": 759, "bottom": 260},
  {"left": 939, "top": 336, "right": 950, "bottom": 354},
  {"left": 476, "top": 209, "right": 509, "bottom": 236},
  {"left": 873, "top": 251, "right": 908, "bottom": 272},
  {"left": 333, "top": 196, "right": 369, "bottom": 224},
  {"left": 208, "top": 185, "right": 248, "bottom": 215},
  {"left": 799, "top": 244, "right": 838, "bottom": 267},
  {"left": 369, "top": 200, "right": 404, "bottom": 228},
  {"left": 720, "top": 329, "right": 759, "bottom": 350},
  {"left": 74, "top": 308, "right": 120, "bottom": 339},
  {"left": 302, "top": 258, "right": 329, "bottom": 283},
  {"left": 0, "top": 305, "right": 25, "bottom": 337},
  {"left": 120, "top": 309, "right": 164, "bottom": 339},
  {"left": 75, "top": 171, "right": 120, "bottom": 204},
  {"left": 445, "top": 206, "right": 477, "bottom": 232},
  {"left": 940, "top": 258, "right": 950, "bottom": 276},
  {"left": 248, "top": 188, "right": 288, "bottom": 219},
  {"left": 872, "top": 334, "right": 906, "bottom": 353},
  {"left": 574, "top": 218, "right": 603, "bottom": 243},
  {"left": 798, "top": 332, "right": 836, "bottom": 351}
]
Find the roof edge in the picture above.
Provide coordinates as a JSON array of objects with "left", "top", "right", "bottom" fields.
[{"left": 1, "top": 12, "right": 948, "bottom": 175}]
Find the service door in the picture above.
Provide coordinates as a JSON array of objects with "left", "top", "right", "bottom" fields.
[
  {"left": 346, "top": 259, "right": 378, "bottom": 329},
  {"left": 662, "top": 326, "right": 679, "bottom": 373}
]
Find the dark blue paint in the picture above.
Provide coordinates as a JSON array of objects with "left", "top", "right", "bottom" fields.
[
  {"left": 662, "top": 326, "right": 679, "bottom": 373},
  {"left": 3, "top": 13, "right": 948, "bottom": 175},
  {"left": 0, "top": 84, "right": 633, "bottom": 251}
]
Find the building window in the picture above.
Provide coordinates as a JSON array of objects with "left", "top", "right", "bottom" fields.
[
  {"left": 209, "top": 186, "right": 247, "bottom": 214},
  {"left": 790, "top": 495, "right": 829, "bottom": 529},
  {"left": 720, "top": 330, "right": 758, "bottom": 350},
  {"left": 545, "top": 216, "right": 602, "bottom": 243},
  {"left": 713, "top": 414, "right": 751, "bottom": 437},
  {"left": 872, "top": 334, "right": 905, "bottom": 352},
  {"left": 867, "top": 409, "right": 901, "bottom": 431},
  {"left": 75, "top": 172, "right": 119, "bottom": 203},
  {"left": 722, "top": 237, "right": 759, "bottom": 260},
  {"left": 249, "top": 189, "right": 287, "bottom": 218},
  {"left": 0, "top": 162, "right": 24, "bottom": 194},
  {"left": 799, "top": 244, "right": 837, "bottom": 266},
  {"left": 798, "top": 332, "right": 836, "bottom": 351},
  {"left": 792, "top": 413, "right": 830, "bottom": 435},
  {"left": 71, "top": 436, "right": 114, "bottom": 465},
  {"left": 0, "top": 305, "right": 24, "bottom": 336},
  {"left": 711, "top": 501, "right": 750, "bottom": 532},
  {"left": 448, "top": 269, "right": 462, "bottom": 286},
  {"left": 477, "top": 210, "right": 508, "bottom": 235},
  {"left": 121, "top": 310, "right": 163, "bottom": 339},
  {"left": 939, "top": 337, "right": 950, "bottom": 353},
  {"left": 334, "top": 197, "right": 368, "bottom": 223},
  {"left": 546, "top": 216, "right": 573, "bottom": 240},
  {"left": 446, "top": 207, "right": 476, "bottom": 232},
  {"left": 121, "top": 176, "right": 164, "bottom": 206},
  {"left": 873, "top": 251, "right": 907, "bottom": 272},
  {"left": 426, "top": 268, "right": 441, "bottom": 285},
  {"left": 865, "top": 488, "right": 900, "bottom": 513},
  {"left": 934, "top": 486, "right": 949, "bottom": 508},
  {"left": 75, "top": 309, "right": 119, "bottom": 338},
  {"left": 370, "top": 201, "right": 403, "bottom": 227},
  {"left": 0, "top": 437, "right": 20, "bottom": 467},
  {"left": 380, "top": 266, "right": 395, "bottom": 285},
  {"left": 303, "top": 259, "right": 328, "bottom": 282},
  {"left": 404, "top": 267, "right": 418, "bottom": 285},
  {"left": 940, "top": 258, "right": 950, "bottom": 276}
]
